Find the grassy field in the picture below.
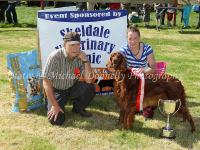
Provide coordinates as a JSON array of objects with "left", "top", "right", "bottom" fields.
[{"left": 0, "top": 5, "right": 200, "bottom": 150}]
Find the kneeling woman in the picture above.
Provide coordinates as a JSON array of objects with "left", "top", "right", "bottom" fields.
[{"left": 120, "top": 26, "right": 156, "bottom": 118}]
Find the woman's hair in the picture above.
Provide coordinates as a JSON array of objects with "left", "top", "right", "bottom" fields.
[{"left": 127, "top": 25, "right": 140, "bottom": 37}]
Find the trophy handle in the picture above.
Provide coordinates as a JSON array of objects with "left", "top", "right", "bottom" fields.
[
  {"left": 158, "top": 99, "right": 165, "bottom": 116},
  {"left": 172, "top": 99, "right": 181, "bottom": 116}
]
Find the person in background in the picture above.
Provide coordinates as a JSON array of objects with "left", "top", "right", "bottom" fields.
[
  {"left": 167, "top": 3, "right": 176, "bottom": 27},
  {"left": 0, "top": 1, "right": 8, "bottom": 23},
  {"left": 76, "top": 2, "right": 87, "bottom": 10},
  {"left": 121, "top": 3, "right": 132, "bottom": 26},
  {"left": 155, "top": 3, "right": 164, "bottom": 30},
  {"left": 161, "top": 3, "right": 167, "bottom": 26},
  {"left": 54, "top": 2, "right": 76, "bottom": 8},
  {"left": 42, "top": 32, "right": 95, "bottom": 126},
  {"left": 93, "top": 3, "right": 103, "bottom": 10},
  {"left": 100, "top": 3, "right": 109, "bottom": 10},
  {"left": 121, "top": 3, "right": 131, "bottom": 14},
  {"left": 173, "top": 0, "right": 178, "bottom": 26},
  {"left": 109, "top": 3, "right": 121, "bottom": 10},
  {"left": 6, "top": 0, "right": 18, "bottom": 24},
  {"left": 143, "top": 3, "right": 151, "bottom": 27},
  {"left": 197, "top": 0, "right": 200, "bottom": 29},
  {"left": 182, "top": 0, "right": 192, "bottom": 28}
]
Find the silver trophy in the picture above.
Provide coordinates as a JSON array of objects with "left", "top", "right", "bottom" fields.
[{"left": 158, "top": 99, "right": 181, "bottom": 139}]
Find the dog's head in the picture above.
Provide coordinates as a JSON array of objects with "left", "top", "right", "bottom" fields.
[{"left": 106, "top": 52, "right": 127, "bottom": 73}]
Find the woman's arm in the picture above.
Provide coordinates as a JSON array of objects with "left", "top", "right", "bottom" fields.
[{"left": 144, "top": 53, "right": 156, "bottom": 75}]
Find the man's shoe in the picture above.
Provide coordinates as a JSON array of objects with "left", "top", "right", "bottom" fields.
[{"left": 72, "top": 109, "right": 92, "bottom": 117}]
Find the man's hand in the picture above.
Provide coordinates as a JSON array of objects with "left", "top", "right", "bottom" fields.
[
  {"left": 48, "top": 105, "right": 64, "bottom": 121},
  {"left": 78, "top": 51, "right": 88, "bottom": 61},
  {"left": 77, "top": 51, "right": 93, "bottom": 83}
]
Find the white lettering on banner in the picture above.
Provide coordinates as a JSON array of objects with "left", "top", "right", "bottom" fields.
[
  {"left": 45, "top": 13, "right": 68, "bottom": 19},
  {"left": 112, "top": 11, "right": 121, "bottom": 17},
  {"left": 44, "top": 12, "right": 112, "bottom": 20},
  {"left": 70, "top": 12, "right": 111, "bottom": 19},
  {"left": 43, "top": 11, "right": 123, "bottom": 20}
]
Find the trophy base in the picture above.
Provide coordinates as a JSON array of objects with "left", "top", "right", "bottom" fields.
[{"left": 160, "top": 127, "right": 176, "bottom": 139}]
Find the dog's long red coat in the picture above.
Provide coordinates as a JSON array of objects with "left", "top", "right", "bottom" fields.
[{"left": 107, "top": 52, "right": 195, "bottom": 132}]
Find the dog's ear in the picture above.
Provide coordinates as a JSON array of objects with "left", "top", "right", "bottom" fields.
[
  {"left": 106, "top": 59, "right": 111, "bottom": 68},
  {"left": 122, "top": 56, "right": 127, "bottom": 69},
  {"left": 106, "top": 61, "right": 115, "bottom": 73},
  {"left": 108, "top": 52, "right": 115, "bottom": 63},
  {"left": 106, "top": 53, "right": 116, "bottom": 73},
  {"left": 110, "top": 52, "right": 116, "bottom": 58},
  {"left": 119, "top": 53, "right": 127, "bottom": 72}
]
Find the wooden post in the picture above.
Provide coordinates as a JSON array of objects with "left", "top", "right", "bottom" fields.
[
  {"left": 37, "top": 28, "right": 47, "bottom": 98},
  {"left": 37, "top": 29, "right": 42, "bottom": 70}
]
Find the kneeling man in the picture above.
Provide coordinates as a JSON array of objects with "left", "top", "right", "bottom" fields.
[{"left": 42, "top": 32, "right": 95, "bottom": 125}]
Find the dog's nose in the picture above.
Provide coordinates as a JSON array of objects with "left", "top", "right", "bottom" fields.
[{"left": 113, "top": 59, "right": 118, "bottom": 64}]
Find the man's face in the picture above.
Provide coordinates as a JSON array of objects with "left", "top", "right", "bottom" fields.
[{"left": 64, "top": 42, "right": 81, "bottom": 58}]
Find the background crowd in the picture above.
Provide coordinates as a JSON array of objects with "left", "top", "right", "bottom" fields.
[{"left": 0, "top": 1, "right": 200, "bottom": 29}]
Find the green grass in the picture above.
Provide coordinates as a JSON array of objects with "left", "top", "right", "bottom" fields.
[
  {"left": 0, "top": 129, "right": 56, "bottom": 150},
  {"left": 0, "top": 5, "right": 200, "bottom": 150}
]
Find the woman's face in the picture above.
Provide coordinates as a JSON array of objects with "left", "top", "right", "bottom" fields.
[{"left": 127, "top": 31, "right": 140, "bottom": 48}]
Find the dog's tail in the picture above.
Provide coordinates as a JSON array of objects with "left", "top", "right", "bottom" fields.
[{"left": 178, "top": 81, "right": 196, "bottom": 132}]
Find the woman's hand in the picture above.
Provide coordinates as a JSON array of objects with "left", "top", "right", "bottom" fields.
[{"left": 143, "top": 67, "right": 151, "bottom": 74}]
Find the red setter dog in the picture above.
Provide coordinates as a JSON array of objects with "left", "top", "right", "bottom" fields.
[{"left": 106, "top": 52, "right": 195, "bottom": 132}]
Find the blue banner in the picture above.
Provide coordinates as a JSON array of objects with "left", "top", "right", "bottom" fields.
[{"left": 38, "top": 10, "right": 127, "bottom": 22}]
